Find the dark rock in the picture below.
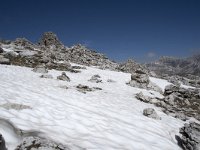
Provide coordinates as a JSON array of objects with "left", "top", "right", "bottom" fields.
[
  {"left": 15, "top": 136, "right": 71, "bottom": 150},
  {"left": 177, "top": 122, "right": 200, "bottom": 150},
  {"left": 0, "top": 134, "right": 7, "bottom": 150},
  {"left": 0, "top": 47, "right": 3, "bottom": 53},
  {"left": 57, "top": 72, "right": 70, "bottom": 81}
]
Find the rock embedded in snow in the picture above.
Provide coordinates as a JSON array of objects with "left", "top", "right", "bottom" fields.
[
  {"left": 0, "top": 134, "right": 7, "bottom": 150},
  {"left": 127, "top": 69, "right": 162, "bottom": 93},
  {"left": 40, "top": 74, "right": 53, "bottom": 79},
  {"left": 57, "top": 72, "right": 70, "bottom": 81},
  {"left": 0, "top": 55, "right": 10, "bottom": 65},
  {"left": 0, "top": 103, "right": 31, "bottom": 110},
  {"left": 15, "top": 136, "right": 71, "bottom": 150},
  {"left": 143, "top": 108, "right": 161, "bottom": 120},
  {"left": 32, "top": 65, "right": 48, "bottom": 73},
  {"left": 88, "top": 74, "right": 102, "bottom": 83},
  {"left": 135, "top": 92, "right": 152, "bottom": 103},
  {"left": 0, "top": 47, "right": 4, "bottom": 53},
  {"left": 177, "top": 122, "right": 200, "bottom": 150},
  {"left": 76, "top": 84, "right": 93, "bottom": 94},
  {"left": 107, "top": 79, "right": 116, "bottom": 83}
]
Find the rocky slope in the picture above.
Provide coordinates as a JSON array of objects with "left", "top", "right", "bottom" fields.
[{"left": 146, "top": 55, "right": 200, "bottom": 77}]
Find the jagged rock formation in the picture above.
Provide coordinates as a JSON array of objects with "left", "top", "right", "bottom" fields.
[
  {"left": 176, "top": 122, "right": 200, "bottom": 150},
  {"left": 0, "top": 32, "right": 118, "bottom": 71}
]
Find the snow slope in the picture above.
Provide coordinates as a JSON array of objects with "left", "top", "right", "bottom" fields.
[{"left": 0, "top": 64, "right": 184, "bottom": 150}]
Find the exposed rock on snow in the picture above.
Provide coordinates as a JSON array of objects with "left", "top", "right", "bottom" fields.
[
  {"left": 88, "top": 74, "right": 102, "bottom": 83},
  {"left": 107, "top": 79, "right": 116, "bottom": 83},
  {"left": 177, "top": 122, "right": 200, "bottom": 150},
  {"left": 0, "top": 47, "right": 4, "bottom": 53},
  {"left": 15, "top": 136, "right": 71, "bottom": 150},
  {"left": 0, "top": 103, "right": 31, "bottom": 110},
  {"left": 143, "top": 108, "right": 161, "bottom": 120},
  {"left": 0, "top": 55, "right": 10, "bottom": 65},
  {"left": 32, "top": 65, "right": 48, "bottom": 73},
  {"left": 76, "top": 84, "right": 93, "bottom": 94},
  {"left": 0, "top": 133, "right": 7, "bottom": 150},
  {"left": 57, "top": 72, "right": 70, "bottom": 81},
  {"left": 40, "top": 74, "right": 53, "bottom": 79},
  {"left": 76, "top": 84, "right": 102, "bottom": 94},
  {"left": 117, "top": 59, "right": 150, "bottom": 74},
  {"left": 127, "top": 69, "right": 162, "bottom": 93}
]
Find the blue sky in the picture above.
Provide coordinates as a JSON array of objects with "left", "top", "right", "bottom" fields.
[{"left": 0, "top": 0, "right": 200, "bottom": 62}]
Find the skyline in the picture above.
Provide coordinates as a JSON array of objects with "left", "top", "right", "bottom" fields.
[{"left": 0, "top": 0, "right": 200, "bottom": 62}]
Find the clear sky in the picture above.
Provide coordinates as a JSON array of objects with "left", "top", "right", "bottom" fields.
[{"left": 0, "top": 0, "right": 200, "bottom": 62}]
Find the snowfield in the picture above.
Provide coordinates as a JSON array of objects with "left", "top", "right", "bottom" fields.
[{"left": 0, "top": 64, "right": 185, "bottom": 150}]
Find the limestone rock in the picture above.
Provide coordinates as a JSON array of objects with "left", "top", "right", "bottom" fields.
[
  {"left": 88, "top": 74, "right": 102, "bottom": 83},
  {"left": 143, "top": 108, "right": 161, "bottom": 120},
  {"left": 57, "top": 72, "right": 70, "bottom": 81},
  {"left": 32, "top": 65, "right": 48, "bottom": 73},
  {"left": 177, "top": 122, "right": 200, "bottom": 150},
  {"left": 0, "top": 55, "right": 10, "bottom": 65}
]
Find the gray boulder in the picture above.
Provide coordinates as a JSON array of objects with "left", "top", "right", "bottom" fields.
[
  {"left": 0, "top": 47, "right": 3, "bottom": 53},
  {"left": 32, "top": 65, "right": 48, "bottom": 73},
  {"left": 143, "top": 108, "right": 161, "bottom": 120},
  {"left": 57, "top": 72, "right": 70, "bottom": 81},
  {"left": 88, "top": 74, "right": 102, "bottom": 83},
  {"left": 177, "top": 122, "right": 200, "bottom": 150},
  {"left": 0, "top": 55, "right": 10, "bottom": 65},
  {"left": 0, "top": 134, "right": 7, "bottom": 150}
]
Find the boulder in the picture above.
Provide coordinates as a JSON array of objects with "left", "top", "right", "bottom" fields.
[
  {"left": 57, "top": 72, "right": 70, "bottom": 81},
  {"left": 88, "top": 74, "right": 102, "bottom": 83},
  {"left": 76, "top": 84, "right": 93, "bottom": 94},
  {"left": 177, "top": 122, "right": 200, "bottom": 150},
  {"left": 143, "top": 108, "right": 161, "bottom": 120},
  {"left": 0, "top": 55, "right": 10, "bottom": 65},
  {"left": 32, "top": 65, "right": 48, "bottom": 73},
  {"left": 0, "top": 47, "right": 3, "bottom": 53}
]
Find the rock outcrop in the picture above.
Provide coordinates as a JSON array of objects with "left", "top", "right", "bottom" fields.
[
  {"left": 127, "top": 69, "right": 162, "bottom": 93},
  {"left": 15, "top": 136, "right": 70, "bottom": 150},
  {"left": 176, "top": 122, "right": 200, "bottom": 150}
]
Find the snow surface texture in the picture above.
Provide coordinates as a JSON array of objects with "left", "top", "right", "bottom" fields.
[{"left": 0, "top": 64, "right": 185, "bottom": 150}]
